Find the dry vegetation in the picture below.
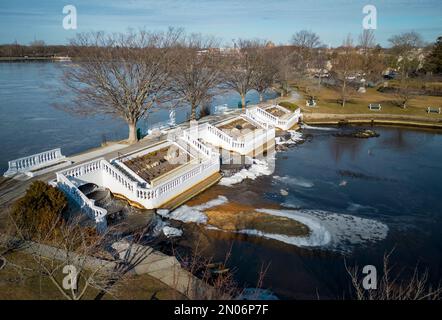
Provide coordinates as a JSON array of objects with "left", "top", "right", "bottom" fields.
[
  {"left": 0, "top": 250, "right": 181, "bottom": 300},
  {"left": 124, "top": 148, "right": 187, "bottom": 183},
  {"left": 298, "top": 85, "right": 442, "bottom": 120},
  {"left": 219, "top": 118, "right": 258, "bottom": 131},
  {"left": 266, "top": 107, "right": 289, "bottom": 118},
  {"left": 346, "top": 251, "right": 442, "bottom": 300}
]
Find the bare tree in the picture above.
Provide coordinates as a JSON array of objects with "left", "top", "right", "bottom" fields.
[
  {"left": 389, "top": 31, "right": 423, "bottom": 78},
  {"left": 222, "top": 39, "right": 263, "bottom": 109},
  {"left": 291, "top": 30, "right": 321, "bottom": 50},
  {"left": 5, "top": 205, "right": 155, "bottom": 300},
  {"left": 346, "top": 250, "right": 441, "bottom": 300},
  {"left": 388, "top": 32, "right": 424, "bottom": 109},
  {"left": 273, "top": 45, "right": 296, "bottom": 97},
  {"left": 359, "top": 30, "right": 385, "bottom": 84},
  {"left": 253, "top": 47, "right": 278, "bottom": 102},
  {"left": 331, "top": 35, "right": 361, "bottom": 107},
  {"left": 291, "top": 30, "right": 322, "bottom": 69},
  {"left": 394, "top": 77, "right": 419, "bottom": 109},
  {"left": 59, "top": 29, "right": 182, "bottom": 144},
  {"left": 170, "top": 34, "right": 222, "bottom": 120}
]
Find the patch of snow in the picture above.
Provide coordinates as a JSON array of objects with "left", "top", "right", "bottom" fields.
[
  {"left": 156, "top": 196, "right": 228, "bottom": 224},
  {"left": 238, "top": 228, "right": 330, "bottom": 248},
  {"left": 162, "top": 226, "right": 183, "bottom": 238},
  {"left": 276, "top": 130, "right": 304, "bottom": 146},
  {"left": 219, "top": 157, "right": 274, "bottom": 186}
]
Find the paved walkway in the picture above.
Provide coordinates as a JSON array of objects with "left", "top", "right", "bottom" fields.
[{"left": 1, "top": 235, "right": 216, "bottom": 299}]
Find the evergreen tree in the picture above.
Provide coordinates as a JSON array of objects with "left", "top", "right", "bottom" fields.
[{"left": 424, "top": 36, "right": 442, "bottom": 74}]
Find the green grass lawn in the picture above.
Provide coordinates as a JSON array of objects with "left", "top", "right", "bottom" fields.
[{"left": 294, "top": 85, "right": 442, "bottom": 121}]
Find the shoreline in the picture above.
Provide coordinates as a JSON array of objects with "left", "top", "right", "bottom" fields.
[
  {"left": 0, "top": 56, "right": 71, "bottom": 62},
  {"left": 302, "top": 112, "right": 442, "bottom": 130}
]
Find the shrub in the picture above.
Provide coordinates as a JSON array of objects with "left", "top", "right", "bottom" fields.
[
  {"left": 278, "top": 101, "right": 299, "bottom": 111},
  {"left": 10, "top": 181, "right": 67, "bottom": 240}
]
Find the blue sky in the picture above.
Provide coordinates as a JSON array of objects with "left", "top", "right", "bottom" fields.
[{"left": 0, "top": 0, "right": 441, "bottom": 46}]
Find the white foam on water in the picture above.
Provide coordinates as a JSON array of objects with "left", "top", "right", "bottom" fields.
[
  {"left": 301, "top": 124, "right": 338, "bottom": 131},
  {"left": 347, "top": 202, "right": 378, "bottom": 213},
  {"left": 273, "top": 175, "right": 314, "bottom": 188},
  {"left": 156, "top": 196, "right": 228, "bottom": 224},
  {"left": 256, "top": 208, "right": 389, "bottom": 252},
  {"left": 281, "top": 198, "right": 305, "bottom": 209},
  {"left": 219, "top": 157, "right": 273, "bottom": 186}
]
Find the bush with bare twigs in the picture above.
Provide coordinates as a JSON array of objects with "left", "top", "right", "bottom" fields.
[{"left": 345, "top": 250, "right": 442, "bottom": 300}]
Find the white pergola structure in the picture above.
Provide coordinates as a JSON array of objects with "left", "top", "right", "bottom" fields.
[{"left": 246, "top": 104, "right": 302, "bottom": 130}]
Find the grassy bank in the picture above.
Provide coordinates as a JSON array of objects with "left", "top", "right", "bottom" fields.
[
  {"left": 0, "top": 249, "right": 183, "bottom": 300},
  {"left": 296, "top": 86, "right": 442, "bottom": 120}
]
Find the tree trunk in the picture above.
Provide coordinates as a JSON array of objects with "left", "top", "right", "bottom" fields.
[
  {"left": 190, "top": 103, "right": 197, "bottom": 120},
  {"left": 241, "top": 94, "right": 246, "bottom": 110},
  {"left": 127, "top": 121, "right": 138, "bottom": 144},
  {"left": 341, "top": 80, "right": 347, "bottom": 107}
]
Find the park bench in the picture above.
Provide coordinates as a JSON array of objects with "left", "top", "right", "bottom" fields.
[
  {"left": 426, "top": 107, "right": 441, "bottom": 114},
  {"left": 368, "top": 103, "right": 381, "bottom": 111},
  {"left": 306, "top": 99, "right": 317, "bottom": 107}
]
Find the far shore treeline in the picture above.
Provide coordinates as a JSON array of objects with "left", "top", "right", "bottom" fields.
[{"left": 1, "top": 29, "right": 441, "bottom": 144}]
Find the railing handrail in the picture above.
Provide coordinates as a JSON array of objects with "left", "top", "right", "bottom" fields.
[
  {"left": 112, "top": 159, "right": 147, "bottom": 184},
  {"left": 56, "top": 172, "right": 107, "bottom": 221},
  {"left": 248, "top": 107, "right": 278, "bottom": 123},
  {"left": 8, "top": 148, "right": 62, "bottom": 166},
  {"left": 58, "top": 149, "right": 219, "bottom": 203},
  {"left": 205, "top": 123, "right": 234, "bottom": 145},
  {"left": 241, "top": 112, "right": 269, "bottom": 129},
  {"left": 181, "top": 130, "right": 213, "bottom": 158}
]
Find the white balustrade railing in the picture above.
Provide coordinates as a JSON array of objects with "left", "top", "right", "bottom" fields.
[
  {"left": 204, "top": 123, "right": 234, "bottom": 146},
  {"left": 181, "top": 130, "right": 213, "bottom": 158},
  {"left": 197, "top": 120, "right": 274, "bottom": 155},
  {"left": 248, "top": 106, "right": 302, "bottom": 130},
  {"left": 56, "top": 172, "right": 107, "bottom": 224},
  {"left": 56, "top": 139, "right": 220, "bottom": 216},
  {"left": 241, "top": 113, "right": 270, "bottom": 129},
  {"left": 247, "top": 106, "right": 278, "bottom": 124},
  {"left": 4, "top": 148, "right": 66, "bottom": 177}
]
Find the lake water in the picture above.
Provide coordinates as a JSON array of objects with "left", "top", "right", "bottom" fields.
[
  {"left": 0, "top": 62, "right": 277, "bottom": 173},
  {"left": 2, "top": 63, "right": 441, "bottom": 299},
  {"left": 178, "top": 126, "right": 442, "bottom": 299}
]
